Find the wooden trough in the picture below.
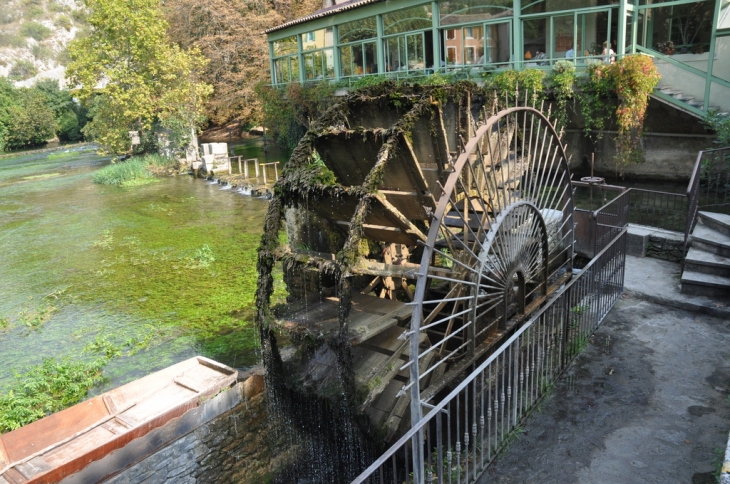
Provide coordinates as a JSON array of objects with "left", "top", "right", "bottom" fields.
[{"left": 0, "top": 357, "right": 236, "bottom": 484}]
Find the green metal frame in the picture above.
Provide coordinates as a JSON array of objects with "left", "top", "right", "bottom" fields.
[{"left": 267, "top": 0, "right": 728, "bottom": 114}]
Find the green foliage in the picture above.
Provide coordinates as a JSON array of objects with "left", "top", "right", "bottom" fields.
[
  {"left": 703, "top": 111, "right": 730, "bottom": 147},
  {"left": 609, "top": 54, "right": 661, "bottom": 172},
  {"left": 257, "top": 81, "right": 337, "bottom": 151},
  {"left": 67, "top": 0, "right": 212, "bottom": 154},
  {"left": 484, "top": 68, "right": 545, "bottom": 104},
  {"left": 348, "top": 75, "right": 388, "bottom": 90},
  {"left": 27, "top": 5, "right": 44, "bottom": 18},
  {"left": 0, "top": 357, "right": 107, "bottom": 433},
  {"left": 55, "top": 14, "right": 72, "bottom": 31},
  {"left": 92, "top": 158, "right": 155, "bottom": 186},
  {"left": 4, "top": 88, "right": 56, "bottom": 148},
  {"left": 20, "top": 21, "right": 51, "bottom": 41},
  {"left": 9, "top": 59, "right": 37, "bottom": 80},
  {"left": 547, "top": 60, "right": 576, "bottom": 131},
  {"left": 31, "top": 43, "right": 54, "bottom": 60},
  {"left": 0, "top": 33, "right": 26, "bottom": 48},
  {"left": 187, "top": 244, "right": 216, "bottom": 268},
  {"left": 577, "top": 63, "right": 615, "bottom": 142},
  {"left": 92, "top": 154, "right": 174, "bottom": 186}
]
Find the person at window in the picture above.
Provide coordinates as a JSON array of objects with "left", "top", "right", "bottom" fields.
[
  {"left": 602, "top": 41, "right": 615, "bottom": 64},
  {"left": 565, "top": 47, "right": 575, "bottom": 60},
  {"left": 534, "top": 50, "right": 548, "bottom": 65}
]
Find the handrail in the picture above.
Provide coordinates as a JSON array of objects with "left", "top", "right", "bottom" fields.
[{"left": 351, "top": 228, "right": 628, "bottom": 484}]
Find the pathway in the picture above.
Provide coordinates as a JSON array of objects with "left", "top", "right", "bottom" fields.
[{"left": 479, "top": 256, "right": 730, "bottom": 484}]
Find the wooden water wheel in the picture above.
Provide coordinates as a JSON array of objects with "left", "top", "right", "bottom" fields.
[{"left": 256, "top": 86, "right": 574, "bottom": 441}]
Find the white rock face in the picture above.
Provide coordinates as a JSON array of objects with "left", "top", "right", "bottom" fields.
[{"left": 0, "top": 0, "right": 84, "bottom": 88}]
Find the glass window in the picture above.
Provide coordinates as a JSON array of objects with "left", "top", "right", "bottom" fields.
[
  {"left": 339, "top": 17, "right": 377, "bottom": 43},
  {"left": 273, "top": 36, "right": 298, "bottom": 57},
  {"left": 522, "top": 0, "right": 613, "bottom": 15},
  {"left": 720, "top": 2, "right": 730, "bottom": 28},
  {"left": 523, "top": 19, "right": 547, "bottom": 64},
  {"left": 638, "top": 1, "right": 713, "bottom": 56},
  {"left": 485, "top": 21, "right": 511, "bottom": 65},
  {"left": 442, "top": 26, "right": 484, "bottom": 66},
  {"left": 383, "top": 5, "right": 432, "bottom": 35},
  {"left": 385, "top": 33, "right": 425, "bottom": 71},
  {"left": 713, "top": 36, "right": 730, "bottom": 81},
  {"left": 274, "top": 57, "right": 300, "bottom": 84},
  {"left": 302, "top": 28, "right": 334, "bottom": 51},
  {"left": 304, "top": 49, "right": 334, "bottom": 80},
  {"left": 340, "top": 41, "right": 378, "bottom": 76},
  {"left": 440, "top": 0, "right": 514, "bottom": 25}
]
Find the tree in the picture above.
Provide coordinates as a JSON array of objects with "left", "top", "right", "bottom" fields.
[
  {"left": 0, "top": 77, "right": 18, "bottom": 151},
  {"left": 35, "top": 79, "right": 87, "bottom": 142},
  {"left": 66, "top": 0, "right": 212, "bottom": 154},
  {"left": 164, "top": 0, "right": 321, "bottom": 127},
  {"left": 4, "top": 89, "right": 57, "bottom": 149}
]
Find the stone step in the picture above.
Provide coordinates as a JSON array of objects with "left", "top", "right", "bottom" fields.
[
  {"left": 684, "top": 247, "right": 730, "bottom": 277},
  {"left": 699, "top": 211, "right": 730, "bottom": 238},
  {"left": 691, "top": 224, "right": 730, "bottom": 257},
  {"left": 681, "top": 270, "right": 730, "bottom": 298}
]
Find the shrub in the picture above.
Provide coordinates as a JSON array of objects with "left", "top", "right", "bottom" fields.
[
  {"left": 703, "top": 111, "right": 730, "bottom": 147},
  {"left": 484, "top": 68, "right": 545, "bottom": 104},
  {"left": 9, "top": 59, "right": 38, "bottom": 80},
  {"left": 4, "top": 88, "right": 56, "bottom": 147},
  {"left": 20, "top": 21, "right": 51, "bottom": 41},
  {"left": 0, "top": 33, "right": 27, "bottom": 48},
  {"left": 26, "top": 5, "right": 43, "bottom": 18},
  {"left": 0, "top": 10, "right": 16, "bottom": 24},
  {"left": 31, "top": 44, "right": 54, "bottom": 60},
  {"left": 71, "top": 8, "right": 87, "bottom": 23},
  {"left": 55, "top": 14, "right": 72, "bottom": 31}
]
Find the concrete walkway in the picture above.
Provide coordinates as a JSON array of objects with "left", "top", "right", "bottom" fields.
[{"left": 479, "top": 256, "right": 730, "bottom": 484}]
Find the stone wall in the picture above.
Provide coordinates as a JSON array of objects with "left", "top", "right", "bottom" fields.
[{"left": 62, "top": 379, "right": 271, "bottom": 484}]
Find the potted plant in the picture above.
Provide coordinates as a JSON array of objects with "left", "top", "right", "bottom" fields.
[{"left": 655, "top": 40, "right": 675, "bottom": 55}]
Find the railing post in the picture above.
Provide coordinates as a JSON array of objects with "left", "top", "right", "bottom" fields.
[
  {"left": 238, "top": 157, "right": 242, "bottom": 175},
  {"left": 255, "top": 158, "right": 260, "bottom": 178},
  {"left": 263, "top": 165, "right": 268, "bottom": 185}
]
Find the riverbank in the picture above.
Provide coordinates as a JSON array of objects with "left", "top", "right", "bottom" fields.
[{"left": 0, "top": 141, "right": 92, "bottom": 160}]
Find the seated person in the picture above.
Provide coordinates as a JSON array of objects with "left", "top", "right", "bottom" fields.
[{"left": 565, "top": 48, "right": 575, "bottom": 59}]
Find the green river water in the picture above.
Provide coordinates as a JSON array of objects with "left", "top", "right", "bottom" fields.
[{"left": 0, "top": 140, "right": 287, "bottom": 395}]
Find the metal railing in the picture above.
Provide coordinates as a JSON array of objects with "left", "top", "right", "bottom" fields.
[
  {"left": 683, "top": 146, "right": 730, "bottom": 266},
  {"left": 627, "top": 189, "right": 687, "bottom": 233},
  {"left": 594, "top": 189, "right": 630, "bottom": 254},
  {"left": 351, "top": 229, "right": 628, "bottom": 484}
]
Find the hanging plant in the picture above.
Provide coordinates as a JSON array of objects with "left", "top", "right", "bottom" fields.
[
  {"left": 547, "top": 60, "right": 576, "bottom": 131},
  {"left": 577, "top": 63, "right": 615, "bottom": 142},
  {"left": 608, "top": 54, "right": 661, "bottom": 173}
]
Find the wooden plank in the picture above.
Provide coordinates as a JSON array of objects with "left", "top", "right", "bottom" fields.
[{"left": 315, "top": 130, "right": 385, "bottom": 187}]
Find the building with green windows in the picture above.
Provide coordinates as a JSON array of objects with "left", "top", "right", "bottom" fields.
[{"left": 266, "top": 0, "right": 730, "bottom": 116}]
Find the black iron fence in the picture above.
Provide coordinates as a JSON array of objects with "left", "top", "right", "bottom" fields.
[{"left": 351, "top": 229, "right": 628, "bottom": 484}]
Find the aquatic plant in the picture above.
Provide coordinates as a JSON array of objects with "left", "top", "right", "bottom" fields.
[
  {"left": 0, "top": 357, "right": 107, "bottom": 433},
  {"left": 91, "top": 154, "right": 174, "bottom": 186}
]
